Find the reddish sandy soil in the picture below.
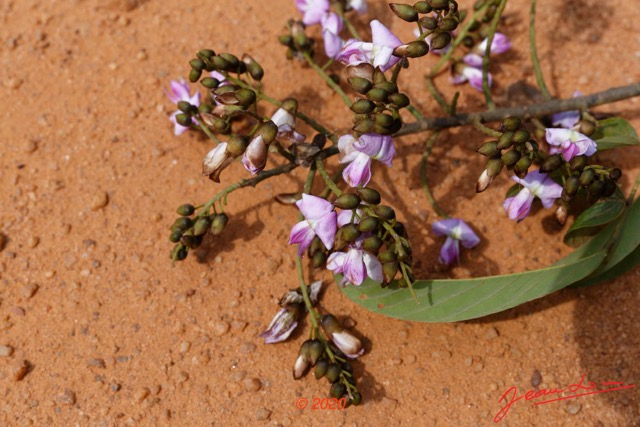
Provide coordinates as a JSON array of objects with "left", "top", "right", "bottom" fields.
[{"left": 1, "top": 0, "right": 639, "bottom": 425}]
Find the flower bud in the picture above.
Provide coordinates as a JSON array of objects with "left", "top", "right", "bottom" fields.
[
  {"left": 312, "top": 251, "right": 327, "bottom": 268},
  {"left": 476, "top": 141, "right": 499, "bottom": 157},
  {"left": 512, "top": 129, "right": 530, "bottom": 144},
  {"left": 189, "top": 58, "right": 206, "bottom": 71},
  {"left": 210, "top": 213, "right": 229, "bottom": 235},
  {"left": 578, "top": 119, "right": 596, "bottom": 136},
  {"left": 233, "top": 88, "right": 257, "bottom": 107},
  {"left": 211, "top": 55, "right": 232, "bottom": 71},
  {"left": 496, "top": 131, "right": 514, "bottom": 150},
  {"left": 524, "top": 139, "right": 538, "bottom": 153},
  {"left": 350, "top": 99, "right": 376, "bottom": 114},
  {"left": 569, "top": 155, "right": 587, "bottom": 171},
  {"left": 501, "top": 150, "right": 520, "bottom": 166},
  {"left": 275, "top": 193, "right": 302, "bottom": 205},
  {"left": 172, "top": 216, "right": 192, "bottom": 231},
  {"left": 366, "top": 87, "right": 389, "bottom": 103},
  {"left": 418, "top": 16, "right": 438, "bottom": 30},
  {"left": 308, "top": 340, "right": 325, "bottom": 366},
  {"left": 378, "top": 251, "right": 397, "bottom": 263},
  {"left": 555, "top": 202, "right": 568, "bottom": 225},
  {"left": 175, "top": 113, "right": 192, "bottom": 127},
  {"left": 242, "top": 54, "right": 264, "bottom": 81},
  {"left": 350, "top": 391, "right": 363, "bottom": 406},
  {"left": 188, "top": 68, "right": 202, "bottom": 83},
  {"left": 429, "top": 0, "right": 449, "bottom": 10},
  {"left": 227, "top": 134, "right": 249, "bottom": 157},
  {"left": 358, "top": 216, "right": 379, "bottom": 233},
  {"left": 353, "top": 118, "right": 374, "bottom": 134},
  {"left": 202, "top": 142, "right": 234, "bottom": 183},
  {"left": 540, "top": 154, "right": 563, "bottom": 173},
  {"left": 429, "top": 32, "right": 452, "bottom": 50},
  {"left": 563, "top": 176, "right": 580, "bottom": 198},
  {"left": 200, "top": 77, "right": 220, "bottom": 89},
  {"left": 374, "top": 205, "right": 396, "bottom": 221},
  {"left": 393, "top": 41, "right": 429, "bottom": 58},
  {"left": 293, "top": 341, "right": 312, "bottom": 380},
  {"left": 514, "top": 156, "right": 532, "bottom": 178},
  {"left": 256, "top": 120, "right": 279, "bottom": 145},
  {"left": 330, "top": 382, "right": 347, "bottom": 399},
  {"left": 602, "top": 179, "right": 617, "bottom": 197},
  {"left": 390, "top": 3, "right": 419, "bottom": 22},
  {"left": 374, "top": 113, "right": 395, "bottom": 129},
  {"left": 347, "top": 77, "right": 373, "bottom": 94},
  {"left": 325, "top": 364, "right": 341, "bottom": 382},
  {"left": 588, "top": 178, "right": 605, "bottom": 200},
  {"left": 180, "top": 234, "right": 202, "bottom": 249},
  {"left": 413, "top": 1, "right": 433, "bottom": 13},
  {"left": 439, "top": 17, "right": 458, "bottom": 32},
  {"left": 608, "top": 168, "right": 622, "bottom": 181},
  {"left": 171, "top": 243, "right": 188, "bottom": 261},
  {"left": 501, "top": 116, "right": 521, "bottom": 132},
  {"left": 372, "top": 68, "right": 387, "bottom": 84},
  {"left": 388, "top": 92, "right": 410, "bottom": 108},
  {"left": 169, "top": 230, "right": 183, "bottom": 243},
  {"left": 579, "top": 168, "right": 595, "bottom": 187},
  {"left": 177, "top": 204, "right": 195, "bottom": 216},
  {"left": 340, "top": 224, "right": 361, "bottom": 243},
  {"left": 198, "top": 49, "right": 215, "bottom": 59},
  {"left": 346, "top": 63, "right": 374, "bottom": 81},
  {"left": 192, "top": 217, "right": 211, "bottom": 236},
  {"left": 357, "top": 187, "right": 381, "bottom": 205},
  {"left": 362, "top": 236, "right": 383, "bottom": 253},
  {"left": 476, "top": 158, "right": 502, "bottom": 193},
  {"left": 333, "top": 193, "right": 361, "bottom": 210},
  {"left": 314, "top": 359, "right": 329, "bottom": 379},
  {"left": 383, "top": 261, "right": 399, "bottom": 283}
]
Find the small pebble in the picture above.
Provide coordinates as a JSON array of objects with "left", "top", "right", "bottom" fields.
[
  {"left": 484, "top": 327, "right": 499, "bottom": 340},
  {"left": 56, "top": 389, "right": 76, "bottom": 405},
  {"left": 12, "top": 307, "right": 25, "bottom": 316},
  {"left": 243, "top": 378, "right": 261, "bottom": 392},
  {"left": 87, "top": 358, "right": 106, "bottom": 368},
  {"left": 20, "top": 283, "right": 39, "bottom": 299},
  {"left": 176, "top": 371, "right": 189, "bottom": 383},
  {"left": 0, "top": 345, "right": 14, "bottom": 357},
  {"left": 230, "top": 370, "right": 247, "bottom": 382},
  {"left": 134, "top": 388, "right": 150, "bottom": 403},
  {"left": 180, "top": 341, "right": 191, "bottom": 353},
  {"left": 531, "top": 369, "right": 542, "bottom": 387},
  {"left": 342, "top": 317, "right": 357, "bottom": 329},
  {"left": 26, "top": 235, "right": 40, "bottom": 248},
  {"left": 404, "top": 354, "right": 416, "bottom": 365},
  {"left": 230, "top": 320, "right": 247, "bottom": 332},
  {"left": 212, "top": 321, "right": 230, "bottom": 336},
  {"left": 464, "top": 357, "right": 473, "bottom": 367},
  {"left": 239, "top": 342, "right": 256, "bottom": 354},
  {"left": 111, "top": 384, "right": 121, "bottom": 392},
  {"left": 13, "top": 360, "right": 30, "bottom": 381},
  {"left": 5, "top": 78, "right": 22, "bottom": 89},
  {"left": 44, "top": 270, "right": 56, "bottom": 279},
  {"left": 136, "top": 49, "right": 148, "bottom": 61},
  {"left": 566, "top": 401, "right": 581, "bottom": 415},
  {"left": 91, "top": 191, "right": 109, "bottom": 210},
  {"left": 489, "top": 383, "right": 498, "bottom": 391},
  {"left": 255, "top": 408, "right": 271, "bottom": 421},
  {"left": 23, "top": 139, "right": 38, "bottom": 153}
]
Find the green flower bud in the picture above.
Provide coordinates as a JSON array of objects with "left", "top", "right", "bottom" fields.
[
  {"left": 219, "top": 53, "right": 239, "bottom": 69},
  {"left": 281, "top": 98, "right": 298, "bottom": 115},
  {"left": 383, "top": 261, "right": 399, "bottom": 283},
  {"left": 169, "top": 230, "right": 183, "bottom": 243},
  {"left": 378, "top": 251, "right": 397, "bottom": 263},
  {"left": 372, "top": 68, "right": 387, "bottom": 84},
  {"left": 353, "top": 118, "right": 374, "bottom": 134},
  {"left": 512, "top": 129, "right": 530, "bottom": 144},
  {"left": 501, "top": 116, "right": 521, "bottom": 132},
  {"left": 227, "top": 135, "right": 249, "bottom": 157},
  {"left": 172, "top": 216, "right": 193, "bottom": 231},
  {"left": 350, "top": 391, "right": 363, "bottom": 406},
  {"left": 350, "top": 99, "right": 376, "bottom": 114},
  {"left": 374, "top": 113, "right": 395, "bottom": 129},
  {"left": 175, "top": 113, "right": 192, "bottom": 127},
  {"left": 608, "top": 168, "right": 622, "bottom": 181},
  {"left": 429, "top": 32, "right": 452, "bottom": 50},
  {"left": 242, "top": 54, "right": 264, "bottom": 81},
  {"left": 192, "top": 217, "right": 211, "bottom": 236},
  {"left": 413, "top": 1, "right": 433, "bottom": 13},
  {"left": 501, "top": 149, "right": 520, "bottom": 166},
  {"left": 321, "top": 314, "right": 342, "bottom": 335},
  {"left": 373, "top": 205, "right": 396, "bottom": 221},
  {"left": 211, "top": 55, "right": 232, "bottom": 71},
  {"left": 429, "top": 0, "right": 449, "bottom": 10},
  {"left": 578, "top": 119, "right": 596, "bottom": 136},
  {"left": 540, "top": 154, "right": 563, "bottom": 173},
  {"left": 308, "top": 340, "right": 324, "bottom": 366},
  {"left": 418, "top": 16, "right": 438, "bottom": 30},
  {"left": 177, "top": 204, "right": 195, "bottom": 216},
  {"left": 333, "top": 193, "right": 361, "bottom": 210},
  {"left": 256, "top": 121, "right": 279, "bottom": 144},
  {"left": 198, "top": 103, "right": 212, "bottom": 114},
  {"left": 177, "top": 101, "right": 196, "bottom": 115},
  {"left": 180, "top": 234, "right": 202, "bottom": 249},
  {"left": 366, "top": 87, "right": 389, "bottom": 102},
  {"left": 486, "top": 158, "right": 503, "bottom": 178},
  {"left": 525, "top": 139, "right": 539, "bottom": 154},
  {"left": 477, "top": 141, "right": 499, "bottom": 157},
  {"left": 347, "top": 77, "right": 373, "bottom": 94},
  {"left": 171, "top": 244, "right": 188, "bottom": 262},
  {"left": 312, "top": 251, "right": 327, "bottom": 268},
  {"left": 362, "top": 235, "right": 383, "bottom": 253},
  {"left": 514, "top": 156, "right": 532, "bottom": 178},
  {"left": 496, "top": 131, "right": 514, "bottom": 150},
  {"left": 390, "top": 3, "right": 419, "bottom": 22},
  {"left": 579, "top": 169, "right": 595, "bottom": 187},
  {"left": 210, "top": 213, "right": 229, "bottom": 235},
  {"left": 278, "top": 35, "right": 293, "bottom": 47},
  {"left": 357, "top": 187, "right": 381, "bottom": 204},
  {"left": 234, "top": 88, "right": 256, "bottom": 107},
  {"left": 330, "top": 382, "right": 347, "bottom": 399},
  {"left": 393, "top": 41, "right": 429, "bottom": 58},
  {"left": 388, "top": 92, "right": 410, "bottom": 108},
  {"left": 189, "top": 58, "right": 206, "bottom": 71},
  {"left": 340, "top": 224, "right": 361, "bottom": 243},
  {"left": 439, "top": 17, "right": 459, "bottom": 31},
  {"left": 395, "top": 243, "right": 411, "bottom": 262},
  {"left": 358, "top": 216, "right": 379, "bottom": 233},
  {"left": 569, "top": 155, "right": 587, "bottom": 171},
  {"left": 188, "top": 68, "right": 202, "bottom": 83},
  {"left": 326, "top": 364, "right": 341, "bottom": 383},
  {"left": 314, "top": 360, "right": 329, "bottom": 379},
  {"left": 563, "top": 175, "right": 580, "bottom": 198}
]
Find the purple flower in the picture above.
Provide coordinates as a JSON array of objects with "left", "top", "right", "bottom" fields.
[
  {"left": 296, "top": 0, "right": 330, "bottom": 25},
  {"left": 432, "top": 218, "right": 480, "bottom": 265},
  {"left": 321, "top": 314, "right": 364, "bottom": 358},
  {"left": 347, "top": 0, "right": 367, "bottom": 14},
  {"left": 462, "top": 33, "right": 511, "bottom": 67},
  {"left": 202, "top": 142, "right": 234, "bottom": 183},
  {"left": 321, "top": 12, "right": 344, "bottom": 58},
  {"left": 338, "top": 133, "right": 396, "bottom": 187},
  {"left": 166, "top": 79, "right": 201, "bottom": 135},
  {"left": 260, "top": 303, "right": 302, "bottom": 344},
  {"left": 271, "top": 107, "right": 306, "bottom": 142},
  {"left": 337, "top": 20, "right": 402, "bottom": 72},
  {"left": 326, "top": 244, "right": 383, "bottom": 286},
  {"left": 242, "top": 134, "right": 268, "bottom": 175},
  {"left": 503, "top": 170, "right": 563, "bottom": 222},
  {"left": 289, "top": 194, "right": 337, "bottom": 256},
  {"left": 545, "top": 128, "right": 597, "bottom": 161},
  {"left": 451, "top": 63, "right": 492, "bottom": 92},
  {"left": 551, "top": 92, "right": 582, "bottom": 128}
]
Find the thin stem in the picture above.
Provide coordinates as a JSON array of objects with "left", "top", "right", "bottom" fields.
[
  {"left": 335, "top": 2, "right": 361, "bottom": 39},
  {"left": 472, "top": 117, "right": 502, "bottom": 137},
  {"left": 196, "top": 120, "right": 220, "bottom": 144},
  {"left": 396, "top": 82, "right": 640, "bottom": 135},
  {"left": 420, "top": 131, "right": 449, "bottom": 218},
  {"left": 407, "top": 105, "right": 426, "bottom": 121},
  {"left": 295, "top": 255, "right": 320, "bottom": 328},
  {"left": 482, "top": 0, "right": 508, "bottom": 108},
  {"left": 426, "top": 77, "right": 452, "bottom": 115},
  {"left": 303, "top": 52, "right": 352, "bottom": 107},
  {"left": 316, "top": 158, "right": 343, "bottom": 196},
  {"left": 529, "top": 0, "right": 552, "bottom": 100}
]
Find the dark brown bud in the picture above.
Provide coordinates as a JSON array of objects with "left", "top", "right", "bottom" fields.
[
  {"left": 578, "top": 119, "right": 596, "bottom": 136},
  {"left": 390, "top": 3, "right": 419, "bottom": 22},
  {"left": 439, "top": 17, "right": 458, "bottom": 32},
  {"left": 602, "top": 179, "right": 617, "bottom": 197},
  {"left": 383, "top": 261, "right": 399, "bottom": 283},
  {"left": 325, "top": 364, "right": 341, "bottom": 383},
  {"left": 180, "top": 234, "right": 202, "bottom": 249},
  {"left": 314, "top": 360, "right": 329, "bottom": 379},
  {"left": 588, "top": 179, "right": 605, "bottom": 200},
  {"left": 418, "top": 16, "right": 438, "bottom": 30},
  {"left": 579, "top": 168, "right": 596, "bottom": 187},
  {"left": 563, "top": 176, "right": 580, "bottom": 199},
  {"left": 242, "top": 54, "right": 264, "bottom": 81},
  {"left": 347, "top": 77, "right": 373, "bottom": 94},
  {"left": 540, "top": 154, "right": 564, "bottom": 173},
  {"left": 429, "top": 32, "right": 452, "bottom": 50},
  {"left": 429, "top": 0, "right": 449, "bottom": 10},
  {"left": 569, "top": 155, "right": 588, "bottom": 171},
  {"left": 321, "top": 314, "right": 342, "bottom": 335},
  {"left": 608, "top": 168, "right": 622, "bottom": 181},
  {"left": 330, "top": 382, "right": 347, "bottom": 399},
  {"left": 169, "top": 230, "right": 183, "bottom": 243},
  {"left": 312, "top": 251, "right": 326, "bottom": 268}
]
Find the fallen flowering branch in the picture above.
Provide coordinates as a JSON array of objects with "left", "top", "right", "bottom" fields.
[{"left": 162, "top": 0, "right": 640, "bottom": 407}]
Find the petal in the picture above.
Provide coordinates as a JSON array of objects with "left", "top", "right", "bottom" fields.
[
  {"left": 439, "top": 236, "right": 459, "bottom": 265},
  {"left": 552, "top": 110, "right": 580, "bottom": 129},
  {"left": 362, "top": 252, "right": 383, "bottom": 283},
  {"left": 338, "top": 134, "right": 358, "bottom": 163},
  {"left": 342, "top": 153, "right": 372, "bottom": 187},
  {"left": 312, "top": 212, "right": 337, "bottom": 250},
  {"left": 343, "top": 248, "right": 365, "bottom": 286},
  {"left": 456, "top": 222, "right": 481, "bottom": 248},
  {"left": 462, "top": 53, "right": 483, "bottom": 68},
  {"left": 504, "top": 188, "right": 534, "bottom": 221},
  {"left": 370, "top": 20, "right": 402, "bottom": 49},
  {"left": 326, "top": 251, "right": 347, "bottom": 274},
  {"left": 296, "top": 194, "right": 334, "bottom": 220},
  {"left": 289, "top": 221, "right": 316, "bottom": 257},
  {"left": 432, "top": 218, "right": 460, "bottom": 237},
  {"left": 545, "top": 128, "right": 572, "bottom": 147}
]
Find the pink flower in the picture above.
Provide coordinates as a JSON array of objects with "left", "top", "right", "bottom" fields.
[
  {"left": 503, "top": 170, "right": 563, "bottom": 222},
  {"left": 545, "top": 128, "right": 597, "bottom": 161},
  {"left": 271, "top": 107, "right": 306, "bottom": 142},
  {"left": 338, "top": 133, "right": 396, "bottom": 187},
  {"left": 337, "top": 20, "right": 403, "bottom": 72},
  {"left": 296, "top": 0, "right": 330, "bottom": 25},
  {"left": 347, "top": 0, "right": 367, "bottom": 14},
  {"left": 326, "top": 243, "right": 383, "bottom": 286},
  {"left": 321, "top": 12, "right": 343, "bottom": 58},
  {"left": 166, "top": 79, "right": 200, "bottom": 135},
  {"left": 432, "top": 218, "right": 480, "bottom": 265},
  {"left": 462, "top": 33, "right": 511, "bottom": 67},
  {"left": 551, "top": 91, "right": 582, "bottom": 128},
  {"left": 451, "top": 63, "right": 492, "bottom": 92},
  {"left": 289, "top": 194, "right": 337, "bottom": 256}
]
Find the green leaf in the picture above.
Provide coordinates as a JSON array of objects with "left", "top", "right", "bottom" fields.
[
  {"left": 591, "top": 117, "right": 640, "bottom": 150},
  {"left": 339, "top": 197, "right": 640, "bottom": 323},
  {"left": 563, "top": 196, "right": 626, "bottom": 247}
]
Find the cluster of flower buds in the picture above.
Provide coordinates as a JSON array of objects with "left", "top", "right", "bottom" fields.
[
  {"left": 551, "top": 157, "right": 622, "bottom": 206},
  {"left": 279, "top": 19, "right": 316, "bottom": 60},
  {"left": 293, "top": 315, "right": 363, "bottom": 406},
  {"left": 169, "top": 204, "right": 229, "bottom": 262},
  {"left": 476, "top": 117, "right": 540, "bottom": 192},
  {"left": 347, "top": 64, "right": 409, "bottom": 136},
  {"left": 399, "top": 0, "right": 460, "bottom": 52}
]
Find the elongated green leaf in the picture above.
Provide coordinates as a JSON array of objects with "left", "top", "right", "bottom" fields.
[
  {"left": 591, "top": 117, "right": 640, "bottom": 150},
  {"left": 563, "top": 197, "right": 626, "bottom": 247},
  {"left": 340, "top": 197, "right": 640, "bottom": 323}
]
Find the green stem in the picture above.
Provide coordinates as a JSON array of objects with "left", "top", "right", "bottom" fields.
[
  {"left": 335, "top": 2, "right": 361, "bottom": 39},
  {"left": 316, "top": 158, "right": 343, "bottom": 196},
  {"left": 426, "top": 77, "right": 452, "bottom": 115},
  {"left": 529, "top": 0, "right": 552, "bottom": 100},
  {"left": 482, "top": 0, "right": 508, "bottom": 109},
  {"left": 407, "top": 105, "right": 425, "bottom": 121},
  {"left": 420, "top": 131, "right": 449, "bottom": 218},
  {"left": 196, "top": 120, "right": 220, "bottom": 144},
  {"left": 472, "top": 117, "right": 502, "bottom": 137},
  {"left": 303, "top": 52, "right": 351, "bottom": 107}
]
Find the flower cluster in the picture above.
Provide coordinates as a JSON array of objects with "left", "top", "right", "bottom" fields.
[{"left": 451, "top": 33, "right": 511, "bottom": 91}]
